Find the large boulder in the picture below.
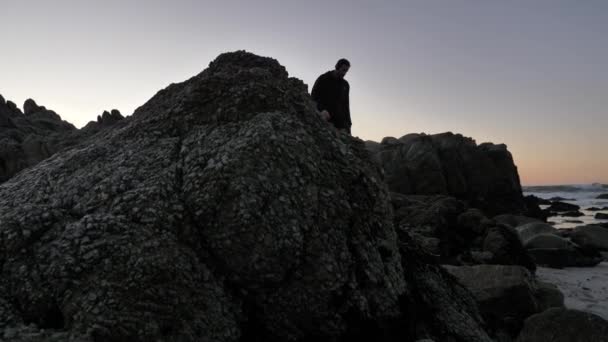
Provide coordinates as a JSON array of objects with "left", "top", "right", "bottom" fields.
[
  {"left": 483, "top": 225, "right": 536, "bottom": 272},
  {"left": 571, "top": 225, "right": 608, "bottom": 251},
  {"left": 368, "top": 132, "right": 526, "bottom": 216},
  {"left": 443, "top": 265, "right": 552, "bottom": 338},
  {"left": 516, "top": 308, "right": 608, "bottom": 342},
  {"left": 0, "top": 51, "right": 493, "bottom": 342},
  {"left": 517, "top": 223, "right": 603, "bottom": 268},
  {"left": 516, "top": 222, "right": 559, "bottom": 244}
]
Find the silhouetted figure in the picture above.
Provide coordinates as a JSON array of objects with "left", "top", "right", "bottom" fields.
[{"left": 311, "top": 59, "right": 351, "bottom": 134}]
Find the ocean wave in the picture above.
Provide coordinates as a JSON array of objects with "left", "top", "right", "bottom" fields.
[{"left": 523, "top": 183, "right": 608, "bottom": 193}]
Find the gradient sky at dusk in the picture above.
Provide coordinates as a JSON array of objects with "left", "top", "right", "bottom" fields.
[{"left": 1, "top": 0, "right": 607, "bottom": 185}]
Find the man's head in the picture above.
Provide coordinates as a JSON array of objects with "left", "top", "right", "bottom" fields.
[{"left": 334, "top": 58, "right": 350, "bottom": 79}]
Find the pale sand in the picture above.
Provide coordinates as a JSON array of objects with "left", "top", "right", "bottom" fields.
[{"left": 536, "top": 261, "right": 608, "bottom": 320}]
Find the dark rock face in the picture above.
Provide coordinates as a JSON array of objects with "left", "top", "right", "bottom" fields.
[
  {"left": 597, "top": 193, "right": 608, "bottom": 199},
  {"left": 0, "top": 51, "right": 493, "bottom": 341},
  {"left": 516, "top": 308, "right": 608, "bottom": 342},
  {"left": 368, "top": 132, "right": 526, "bottom": 216},
  {"left": 596, "top": 213, "right": 608, "bottom": 220}
]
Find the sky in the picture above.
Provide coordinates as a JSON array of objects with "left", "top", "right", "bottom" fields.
[{"left": 1, "top": 0, "right": 606, "bottom": 185}]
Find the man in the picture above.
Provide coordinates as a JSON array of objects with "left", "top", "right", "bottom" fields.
[{"left": 311, "top": 59, "right": 351, "bottom": 134}]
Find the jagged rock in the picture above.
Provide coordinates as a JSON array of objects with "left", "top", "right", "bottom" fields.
[
  {"left": 516, "top": 308, "right": 608, "bottom": 342},
  {"left": 597, "top": 193, "right": 608, "bottom": 199},
  {"left": 0, "top": 97, "right": 80, "bottom": 183},
  {"left": 368, "top": 131, "right": 526, "bottom": 216},
  {"left": 23, "top": 98, "right": 42, "bottom": 115},
  {"left": 0, "top": 51, "right": 494, "bottom": 342}
]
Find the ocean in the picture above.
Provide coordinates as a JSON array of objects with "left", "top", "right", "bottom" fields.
[{"left": 523, "top": 183, "right": 608, "bottom": 229}]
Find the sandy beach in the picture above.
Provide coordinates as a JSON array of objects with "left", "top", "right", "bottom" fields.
[{"left": 536, "top": 261, "right": 608, "bottom": 320}]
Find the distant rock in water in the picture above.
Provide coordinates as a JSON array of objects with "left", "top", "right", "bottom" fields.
[
  {"left": 549, "top": 196, "right": 575, "bottom": 201},
  {"left": 596, "top": 213, "right": 608, "bottom": 220},
  {"left": 366, "top": 132, "right": 527, "bottom": 216},
  {"left": 547, "top": 201, "right": 580, "bottom": 212},
  {"left": 0, "top": 51, "right": 494, "bottom": 341},
  {"left": 597, "top": 193, "right": 608, "bottom": 199}
]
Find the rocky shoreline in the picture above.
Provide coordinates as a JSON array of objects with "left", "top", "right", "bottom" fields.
[{"left": 1, "top": 51, "right": 607, "bottom": 341}]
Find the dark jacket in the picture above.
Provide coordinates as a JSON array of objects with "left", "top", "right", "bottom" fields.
[{"left": 311, "top": 71, "right": 351, "bottom": 129}]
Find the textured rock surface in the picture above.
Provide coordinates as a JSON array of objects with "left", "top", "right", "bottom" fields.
[
  {"left": 367, "top": 132, "right": 527, "bottom": 216},
  {"left": 0, "top": 51, "right": 494, "bottom": 341},
  {"left": 443, "top": 265, "right": 548, "bottom": 338},
  {"left": 516, "top": 308, "right": 608, "bottom": 342}
]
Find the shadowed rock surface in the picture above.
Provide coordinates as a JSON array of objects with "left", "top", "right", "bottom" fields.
[
  {"left": 516, "top": 308, "right": 608, "bottom": 342},
  {"left": 0, "top": 51, "right": 494, "bottom": 341},
  {"left": 366, "top": 132, "right": 527, "bottom": 217}
]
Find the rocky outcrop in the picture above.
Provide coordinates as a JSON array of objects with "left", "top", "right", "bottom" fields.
[
  {"left": 392, "top": 194, "right": 535, "bottom": 271},
  {"left": 0, "top": 97, "right": 80, "bottom": 183},
  {"left": 443, "top": 265, "right": 563, "bottom": 339},
  {"left": 82, "top": 109, "right": 125, "bottom": 132},
  {"left": 597, "top": 193, "right": 608, "bottom": 199},
  {"left": 516, "top": 308, "right": 608, "bottom": 342},
  {"left": 0, "top": 96, "right": 127, "bottom": 184},
  {"left": 0, "top": 51, "right": 494, "bottom": 341},
  {"left": 368, "top": 132, "right": 527, "bottom": 216}
]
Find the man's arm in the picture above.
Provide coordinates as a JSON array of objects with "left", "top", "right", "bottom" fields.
[{"left": 345, "top": 81, "right": 351, "bottom": 129}]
